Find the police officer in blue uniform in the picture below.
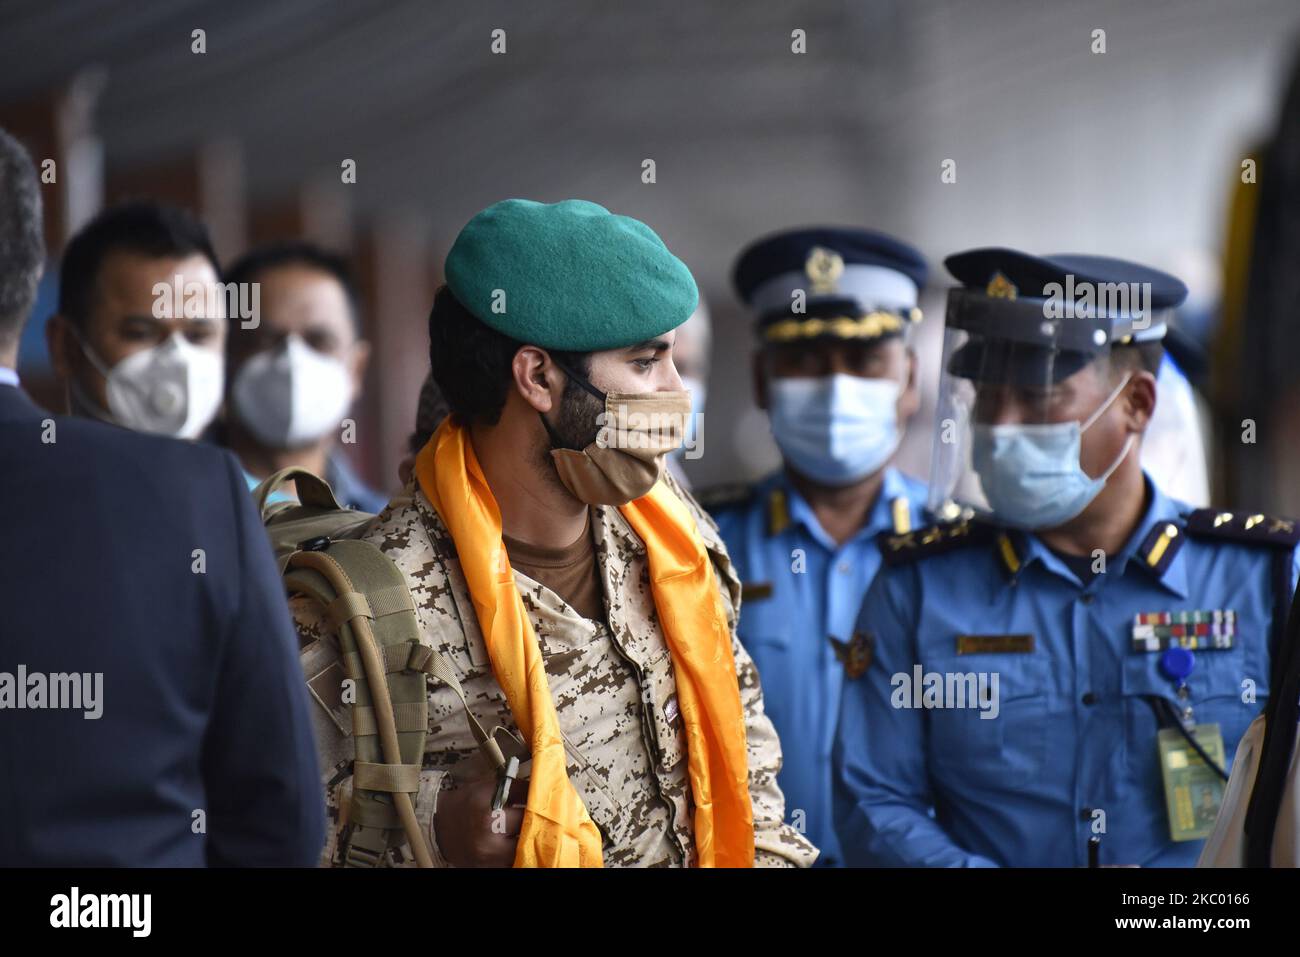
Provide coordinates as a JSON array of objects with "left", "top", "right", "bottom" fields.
[
  {"left": 832, "top": 248, "right": 1300, "bottom": 867},
  {"left": 702, "top": 228, "right": 930, "bottom": 866}
]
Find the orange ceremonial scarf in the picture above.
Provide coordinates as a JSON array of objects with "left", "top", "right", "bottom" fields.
[{"left": 415, "top": 417, "right": 754, "bottom": 867}]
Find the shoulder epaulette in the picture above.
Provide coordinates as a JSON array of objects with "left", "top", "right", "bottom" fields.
[
  {"left": 1184, "top": 509, "right": 1300, "bottom": 549},
  {"left": 694, "top": 482, "right": 757, "bottom": 513},
  {"left": 878, "top": 516, "right": 997, "bottom": 566}
]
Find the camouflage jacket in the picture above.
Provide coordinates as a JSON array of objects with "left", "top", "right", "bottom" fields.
[{"left": 295, "top": 469, "right": 818, "bottom": 868}]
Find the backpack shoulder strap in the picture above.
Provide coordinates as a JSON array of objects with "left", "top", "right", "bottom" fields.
[{"left": 285, "top": 539, "right": 429, "bottom": 866}]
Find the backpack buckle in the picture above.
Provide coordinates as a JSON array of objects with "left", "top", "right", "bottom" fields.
[
  {"left": 491, "top": 756, "right": 521, "bottom": 811},
  {"left": 298, "top": 536, "right": 333, "bottom": 552}
]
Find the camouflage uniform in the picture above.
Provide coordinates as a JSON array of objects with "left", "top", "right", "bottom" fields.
[{"left": 296, "top": 470, "right": 818, "bottom": 867}]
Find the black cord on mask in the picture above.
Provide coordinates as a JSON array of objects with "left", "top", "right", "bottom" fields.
[
  {"left": 537, "top": 354, "right": 605, "bottom": 452},
  {"left": 547, "top": 354, "right": 606, "bottom": 402}
]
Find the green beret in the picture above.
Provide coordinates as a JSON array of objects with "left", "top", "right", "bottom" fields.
[{"left": 444, "top": 199, "right": 698, "bottom": 351}]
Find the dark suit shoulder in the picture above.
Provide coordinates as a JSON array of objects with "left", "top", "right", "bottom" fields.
[
  {"left": 1, "top": 388, "right": 237, "bottom": 492},
  {"left": 51, "top": 414, "right": 238, "bottom": 486},
  {"left": 2, "top": 405, "right": 247, "bottom": 543}
]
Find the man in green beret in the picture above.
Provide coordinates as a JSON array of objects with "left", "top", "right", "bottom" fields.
[{"left": 294, "top": 199, "right": 817, "bottom": 868}]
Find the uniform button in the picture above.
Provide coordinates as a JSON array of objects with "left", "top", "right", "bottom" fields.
[
  {"left": 1081, "top": 692, "right": 1098, "bottom": 706},
  {"left": 837, "top": 562, "right": 851, "bottom": 574},
  {"left": 1079, "top": 807, "right": 1094, "bottom": 821},
  {"left": 1080, "top": 593, "right": 1095, "bottom": 605}
]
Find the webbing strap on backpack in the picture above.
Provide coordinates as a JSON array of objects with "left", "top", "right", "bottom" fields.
[
  {"left": 285, "top": 540, "right": 435, "bottom": 867},
  {"left": 253, "top": 466, "right": 341, "bottom": 515}
]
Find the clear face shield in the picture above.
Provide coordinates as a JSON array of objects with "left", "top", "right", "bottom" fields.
[{"left": 928, "top": 288, "right": 1124, "bottom": 528}]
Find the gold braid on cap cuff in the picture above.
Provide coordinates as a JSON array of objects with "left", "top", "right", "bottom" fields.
[{"left": 762, "top": 308, "right": 922, "bottom": 343}]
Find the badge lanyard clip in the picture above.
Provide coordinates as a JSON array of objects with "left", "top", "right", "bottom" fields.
[{"left": 1159, "top": 646, "right": 1196, "bottom": 727}]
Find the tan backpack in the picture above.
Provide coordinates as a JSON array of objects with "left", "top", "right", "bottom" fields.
[{"left": 252, "top": 467, "right": 517, "bottom": 867}]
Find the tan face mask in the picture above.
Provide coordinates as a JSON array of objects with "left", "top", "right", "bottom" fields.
[{"left": 550, "top": 390, "right": 692, "bottom": 505}]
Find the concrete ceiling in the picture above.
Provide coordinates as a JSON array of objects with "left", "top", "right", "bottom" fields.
[
  {"left": 4, "top": 0, "right": 1299, "bottom": 485},
  {"left": 3, "top": 0, "right": 1298, "bottom": 284}
]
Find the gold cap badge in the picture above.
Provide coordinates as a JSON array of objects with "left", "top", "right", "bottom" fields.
[
  {"left": 986, "top": 272, "right": 1018, "bottom": 299},
  {"left": 805, "top": 246, "right": 845, "bottom": 295}
]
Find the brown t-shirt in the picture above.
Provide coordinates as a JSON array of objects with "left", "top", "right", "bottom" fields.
[{"left": 502, "top": 509, "right": 606, "bottom": 623}]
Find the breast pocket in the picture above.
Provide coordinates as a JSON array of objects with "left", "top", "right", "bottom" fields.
[
  {"left": 1121, "top": 648, "right": 1254, "bottom": 775},
  {"left": 556, "top": 725, "right": 632, "bottom": 847},
  {"left": 925, "top": 655, "right": 1051, "bottom": 789}
]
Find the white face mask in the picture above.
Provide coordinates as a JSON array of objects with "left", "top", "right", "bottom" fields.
[
  {"left": 231, "top": 334, "right": 354, "bottom": 449},
  {"left": 767, "top": 373, "right": 903, "bottom": 486},
  {"left": 72, "top": 331, "right": 224, "bottom": 439}
]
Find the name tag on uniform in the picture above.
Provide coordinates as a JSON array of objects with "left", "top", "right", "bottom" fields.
[
  {"left": 741, "top": 581, "right": 773, "bottom": 602},
  {"left": 955, "top": 634, "right": 1034, "bottom": 655},
  {"left": 1131, "top": 610, "right": 1235, "bottom": 653}
]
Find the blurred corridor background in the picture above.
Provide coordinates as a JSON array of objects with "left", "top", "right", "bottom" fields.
[{"left": 3, "top": 0, "right": 1299, "bottom": 508}]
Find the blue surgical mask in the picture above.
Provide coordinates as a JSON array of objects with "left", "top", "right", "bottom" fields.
[
  {"left": 768, "top": 373, "right": 902, "bottom": 486},
  {"left": 971, "top": 374, "right": 1135, "bottom": 529}
]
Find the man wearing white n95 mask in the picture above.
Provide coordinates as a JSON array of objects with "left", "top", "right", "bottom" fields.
[
  {"left": 46, "top": 201, "right": 226, "bottom": 439},
  {"left": 700, "top": 227, "right": 931, "bottom": 868},
  {"left": 221, "top": 242, "right": 385, "bottom": 513}
]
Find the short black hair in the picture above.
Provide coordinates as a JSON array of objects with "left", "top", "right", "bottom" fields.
[
  {"left": 427, "top": 284, "right": 590, "bottom": 426},
  {"left": 0, "top": 128, "right": 45, "bottom": 351},
  {"left": 223, "top": 240, "right": 362, "bottom": 336},
  {"left": 58, "top": 200, "right": 218, "bottom": 327},
  {"left": 408, "top": 373, "right": 451, "bottom": 455}
]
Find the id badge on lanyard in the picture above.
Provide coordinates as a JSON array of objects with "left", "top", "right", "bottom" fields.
[{"left": 1154, "top": 645, "right": 1227, "bottom": 842}]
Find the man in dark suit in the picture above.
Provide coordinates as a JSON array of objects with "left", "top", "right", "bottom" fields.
[{"left": 0, "top": 127, "right": 325, "bottom": 866}]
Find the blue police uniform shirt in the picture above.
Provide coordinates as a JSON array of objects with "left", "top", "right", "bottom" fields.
[
  {"left": 710, "top": 466, "right": 929, "bottom": 867},
  {"left": 833, "top": 474, "right": 1300, "bottom": 867}
]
